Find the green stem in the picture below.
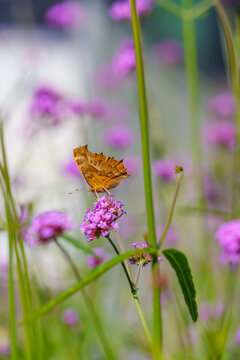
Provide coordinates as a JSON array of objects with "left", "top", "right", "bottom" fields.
[
  {"left": 105, "top": 235, "right": 153, "bottom": 350},
  {"left": 0, "top": 177, "right": 18, "bottom": 360},
  {"left": 182, "top": 0, "right": 202, "bottom": 200},
  {"left": 54, "top": 239, "right": 115, "bottom": 360},
  {"left": 129, "top": 1, "right": 161, "bottom": 357},
  {"left": 158, "top": 178, "right": 182, "bottom": 249},
  {"left": 129, "top": 0, "right": 157, "bottom": 250},
  {"left": 112, "top": 229, "right": 133, "bottom": 282}
]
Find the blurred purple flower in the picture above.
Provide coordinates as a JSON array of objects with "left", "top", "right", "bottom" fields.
[
  {"left": 80, "top": 195, "right": 126, "bottom": 242},
  {"left": 200, "top": 302, "right": 225, "bottom": 321},
  {"left": 30, "top": 86, "right": 69, "bottom": 126},
  {"left": 153, "top": 159, "right": 176, "bottom": 182},
  {"left": 61, "top": 159, "right": 82, "bottom": 178},
  {"left": 45, "top": 1, "right": 85, "bottom": 29},
  {"left": 117, "top": 217, "right": 136, "bottom": 239},
  {"left": 215, "top": 220, "right": 240, "bottom": 265},
  {"left": 86, "top": 248, "right": 110, "bottom": 269},
  {"left": 62, "top": 309, "right": 79, "bottom": 326},
  {"left": 156, "top": 225, "right": 177, "bottom": 247},
  {"left": 102, "top": 125, "right": 134, "bottom": 149},
  {"left": 204, "top": 175, "right": 218, "bottom": 201},
  {"left": 24, "top": 211, "right": 76, "bottom": 247},
  {"left": 203, "top": 120, "right": 236, "bottom": 149},
  {"left": 235, "top": 327, "right": 240, "bottom": 344},
  {"left": 109, "top": 0, "right": 154, "bottom": 22},
  {"left": 112, "top": 39, "right": 136, "bottom": 77},
  {"left": 0, "top": 339, "right": 10, "bottom": 357},
  {"left": 153, "top": 39, "right": 183, "bottom": 66},
  {"left": 129, "top": 241, "right": 162, "bottom": 266},
  {"left": 123, "top": 155, "right": 141, "bottom": 175},
  {"left": 95, "top": 63, "right": 121, "bottom": 91},
  {"left": 208, "top": 92, "right": 235, "bottom": 118}
]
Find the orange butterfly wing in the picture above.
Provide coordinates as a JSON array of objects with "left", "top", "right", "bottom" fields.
[{"left": 73, "top": 145, "right": 130, "bottom": 193}]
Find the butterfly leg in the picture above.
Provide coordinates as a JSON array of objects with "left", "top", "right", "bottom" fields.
[
  {"left": 93, "top": 190, "right": 99, "bottom": 200},
  {"left": 103, "top": 187, "right": 111, "bottom": 195}
]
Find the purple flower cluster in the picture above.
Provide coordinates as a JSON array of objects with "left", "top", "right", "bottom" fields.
[
  {"left": 80, "top": 195, "right": 126, "bottom": 242},
  {"left": 30, "top": 86, "right": 69, "bottom": 126},
  {"left": 215, "top": 220, "right": 240, "bottom": 265},
  {"left": 109, "top": 0, "right": 154, "bottom": 22},
  {"left": 129, "top": 242, "right": 162, "bottom": 266},
  {"left": 203, "top": 120, "right": 236, "bottom": 149},
  {"left": 153, "top": 159, "right": 176, "bottom": 182},
  {"left": 45, "top": 1, "right": 85, "bottom": 29},
  {"left": 102, "top": 124, "right": 134, "bottom": 149},
  {"left": 86, "top": 248, "right": 110, "bottom": 269},
  {"left": 24, "top": 211, "right": 76, "bottom": 247},
  {"left": 153, "top": 39, "right": 183, "bottom": 66}
]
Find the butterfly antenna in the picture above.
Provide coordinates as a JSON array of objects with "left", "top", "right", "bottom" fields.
[{"left": 68, "top": 187, "right": 86, "bottom": 195}]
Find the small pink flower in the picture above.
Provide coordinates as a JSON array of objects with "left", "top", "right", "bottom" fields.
[
  {"left": 45, "top": 1, "right": 85, "bottom": 29},
  {"left": 109, "top": 0, "right": 154, "bottom": 22},
  {"left": 153, "top": 39, "right": 183, "bottom": 66},
  {"left": 112, "top": 39, "right": 136, "bottom": 78},
  {"left": 153, "top": 159, "right": 175, "bottom": 182},
  {"left": 86, "top": 248, "right": 110, "bottom": 269},
  {"left": 215, "top": 220, "right": 240, "bottom": 265},
  {"left": 61, "top": 159, "right": 82, "bottom": 178},
  {"left": 123, "top": 155, "right": 141, "bottom": 175},
  {"left": 102, "top": 125, "right": 134, "bottom": 149},
  {"left": 62, "top": 309, "right": 79, "bottom": 326},
  {"left": 203, "top": 120, "right": 236, "bottom": 149},
  {"left": 208, "top": 92, "right": 235, "bottom": 118}
]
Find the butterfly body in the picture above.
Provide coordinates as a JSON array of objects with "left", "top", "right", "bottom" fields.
[{"left": 73, "top": 145, "right": 130, "bottom": 193}]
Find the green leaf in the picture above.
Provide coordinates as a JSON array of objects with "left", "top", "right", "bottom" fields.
[
  {"left": 162, "top": 248, "right": 198, "bottom": 322},
  {"left": 60, "top": 234, "right": 96, "bottom": 256},
  {"left": 36, "top": 247, "right": 149, "bottom": 319}
]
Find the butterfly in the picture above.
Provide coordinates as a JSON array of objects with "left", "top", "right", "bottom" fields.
[{"left": 73, "top": 145, "right": 130, "bottom": 193}]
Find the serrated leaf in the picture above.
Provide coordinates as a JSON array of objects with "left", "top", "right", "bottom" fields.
[
  {"left": 35, "top": 247, "right": 149, "bottom": 319},
  {"left": 60, "top": 234, "right": 96, "bottom": 256},
  {"left": 162, "top": 248, "right": 198, "bottom": 322}
]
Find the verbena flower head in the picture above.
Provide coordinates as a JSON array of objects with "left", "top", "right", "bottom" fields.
[
  {"left": 109, "top": 0, "right": 154, "bottom": 22},
  {"left": 24, "top": 211, "right": 76, "bottom": 247},
  {"left": 203, "top": 120, "right": 236, "bottom": 149},
  {"left": 153, "top": 39, "right": 183, "bottom": 66},
  {"left": 153, "top": 159, "right": 175, "bottom": 182},
  {"left": 62, "top": 309, "right": 79, "bottom": 326},
  {"left": 86, "top": 248, "right": 110, "bottom": 269},
  {"left": 30, "top": 86, "right": 69, "bottom": 126},
  {"left": 80, "top": 195, "right": 126, "bottom": 242},
  {"left": 215, "top": 220, "right": 240, "bottom": 265},
  {"left": 112, "top": 39, "right": 136, "bottom": 77},
  {"left": 102, "top": 125, "right": 134, "bottom": 149},
  {"left": 208, "top": 92, "right": 235, "bottom": 118},
  {"left": 129, "top": 242, "right": 162, "bottom": 266},
  {"left": 45, "top": 1, "right": 85, "bottom": 29}
]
